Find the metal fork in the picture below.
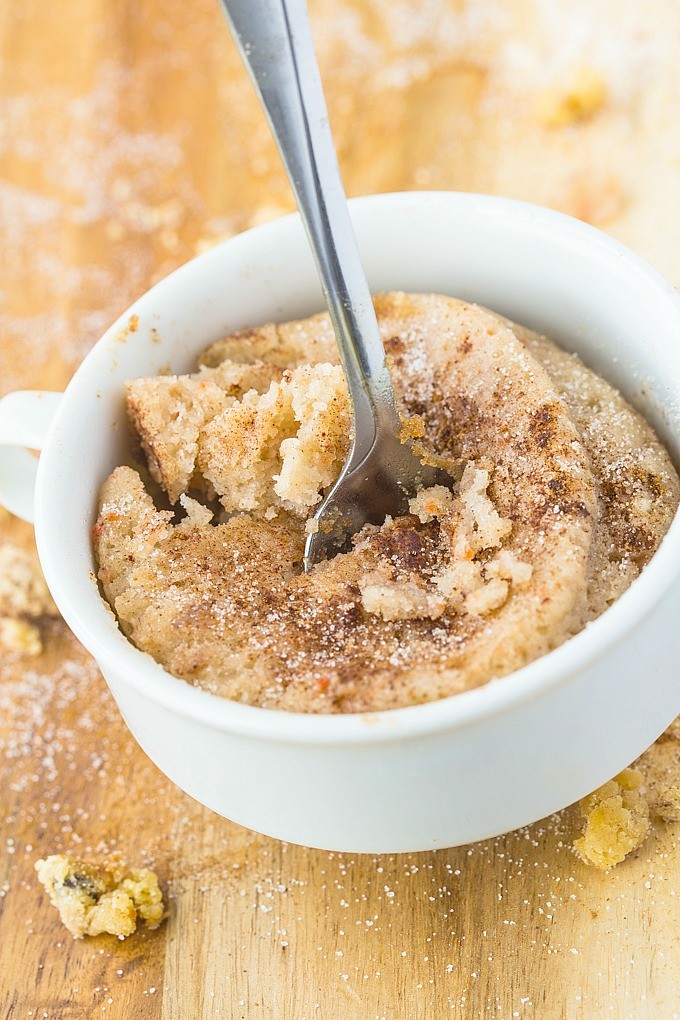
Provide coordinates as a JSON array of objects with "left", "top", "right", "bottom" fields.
[{"left": 218, "top": 0, "right": 455, "bottom": 570}]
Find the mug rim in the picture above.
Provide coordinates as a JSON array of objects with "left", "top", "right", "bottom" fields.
[{"left": 34, "top": 191, "right": 680, "bottom": 745}]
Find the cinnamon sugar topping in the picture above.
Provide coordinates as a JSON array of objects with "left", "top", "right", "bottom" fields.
[{"left": 93, "top": 293, "right": 679, "bottom": 713}]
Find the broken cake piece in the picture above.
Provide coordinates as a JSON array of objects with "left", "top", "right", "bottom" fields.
[
  {"left": 126, "top": 358, "right": 279, "bottom": 503},
  {"left": 199, "top": 362, "right": 350, "bottom": 516},
  {"left": 35, "top": 854, "right": 165, "bottom": 939}
]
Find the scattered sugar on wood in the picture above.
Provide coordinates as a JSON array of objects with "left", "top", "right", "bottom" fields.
[{"left": 2, "top": 0, "right": 680, "bottom": 1011}]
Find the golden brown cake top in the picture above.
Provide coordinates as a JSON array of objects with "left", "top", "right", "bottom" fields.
[{"left": 94, "top": 293, "right": 679, "bottom": 713}]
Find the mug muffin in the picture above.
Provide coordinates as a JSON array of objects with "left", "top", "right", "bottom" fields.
[{"left": 94, "top": 292, "right": 680, "bottom": 713}]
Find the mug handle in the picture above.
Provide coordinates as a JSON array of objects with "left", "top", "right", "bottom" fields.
[{"left": 0, "top": 391, "right": 63, "bottom": 523}]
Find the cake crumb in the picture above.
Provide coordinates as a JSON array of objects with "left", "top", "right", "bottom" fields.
[
  {"left": 0, "top": 544, "right": 56, "bottom": 618},
  {"left": 652, "top": 786, "right": 680, "bottom": 822},
  {"left": 538, "top": 68, "right": 607, "bottom": 128},
  {"left": 485, "top": 549, "right": 533, "bottom": 587},
  {"left": 637, "top": 728, "right": 680, "bottom": 822},
  {"left": 399, "top": 413, "right": 426, "bottom": 443},
  {"left": 434, "top": 560, "right": 484, "bottom": 601},
  {"left": 464, "top": 577, "right": 509, "bottom": 616},
  {"left": 0, "top": 617, "right": 43, "bottom": 656},
  {"left": 574, "top": 768, "right": 650, "bottom": 869},
  {"left": 360, "top": 575, "right": 446, "bottom": 621},
  {"left": 0, "top": 544, "right": 57, "bottom": 655},
  {"left": 35, "top": 854, "right": 165, "bottom": 939},
  {"left": 409, "top": 485, "right": 456, "bottom": 523},
  {"left": 177, "top": 493, "right": 213, "bottom": 530},
  {"left": 454, "top": 464, "right": 512, "bottom": 558}
]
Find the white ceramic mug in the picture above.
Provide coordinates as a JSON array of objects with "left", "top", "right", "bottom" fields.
[{"left": 1, "top": 192, "right": 679, "bottom": 852}]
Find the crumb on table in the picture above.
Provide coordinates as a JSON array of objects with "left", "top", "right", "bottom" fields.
[
  {"left": 0, "top": 616, "right": 43, "bottom": 655},
  {"left": 0, "top": 544, "right": 58, "bottom": 656},
  {"left": 574, "top": 768, "right": 650, "bottom": 869},
  {"left": 652, "top": 785, "right": 680, "bottom": 822},
  {"left": 637, "top": 722, "right": 680, "bottom": 822},
  {"left": 538, "top": 67, "right": 607, "bottom": 128},
  {"left": 35, "top": 854, "right": 165, "bottom": 939}
]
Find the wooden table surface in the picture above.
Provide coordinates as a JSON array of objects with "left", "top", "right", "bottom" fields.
[{"left": 1, "top": 2, "right": 679, "bottom": 1017}]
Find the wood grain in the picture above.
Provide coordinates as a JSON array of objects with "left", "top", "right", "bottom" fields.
[{"left": 1, "top": 1, "right": 679, "bottom": 1017}]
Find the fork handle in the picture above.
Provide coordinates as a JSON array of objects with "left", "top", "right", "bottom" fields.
[{"left": 218, "top": 0, "right": 401, "bottom": 449}]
